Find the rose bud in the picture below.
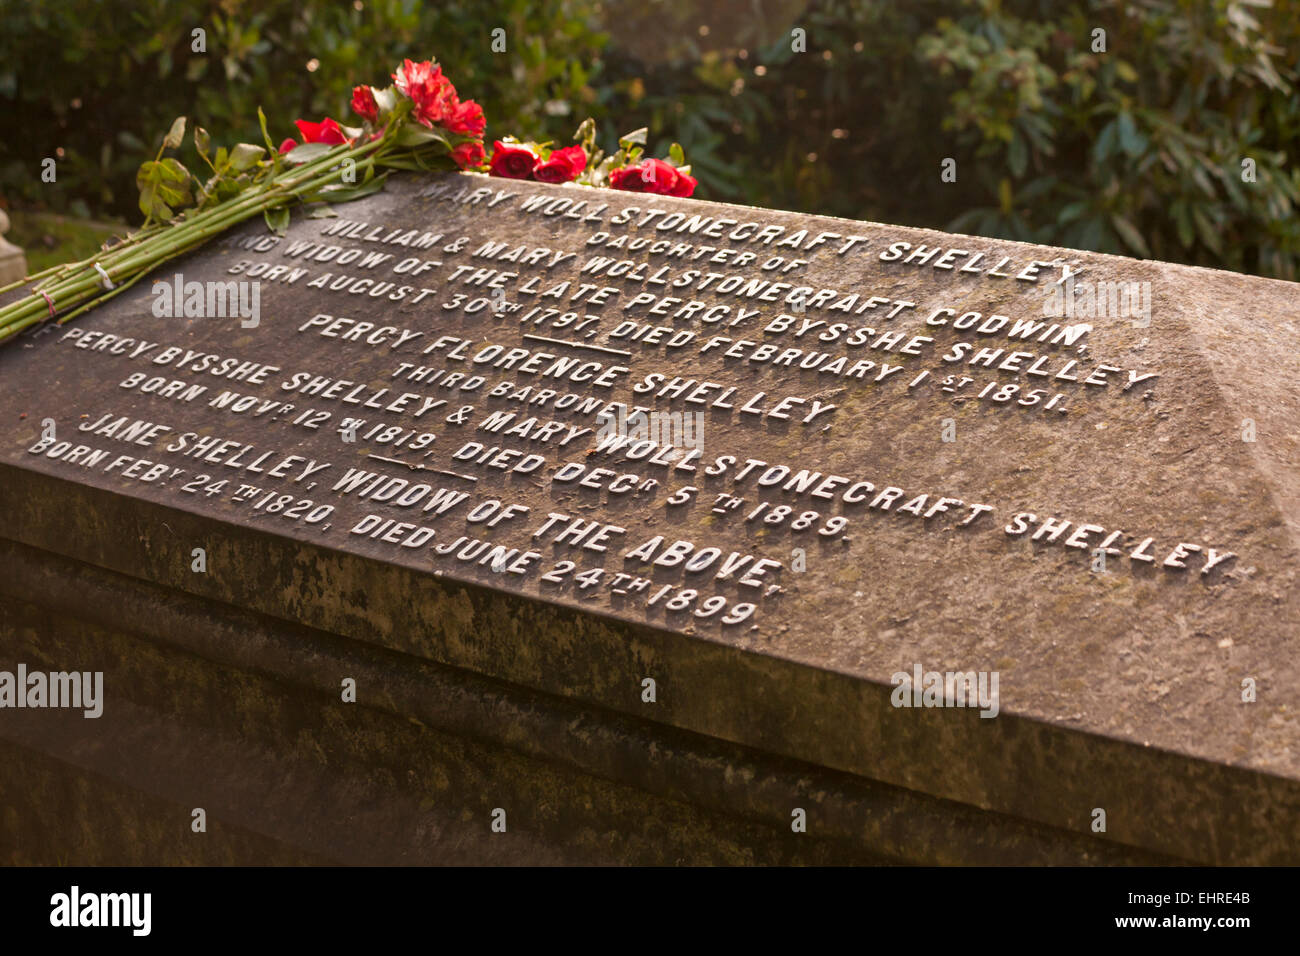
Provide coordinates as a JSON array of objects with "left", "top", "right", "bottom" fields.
[
  {"left": 293, "top": 117, "right": 352, "bottom": 146},
  {"left": 452, "top": 141, "right": 487, "bottom": 170},
  {"left": 351, "top": 85, "right": 380, "bottom": 123}
]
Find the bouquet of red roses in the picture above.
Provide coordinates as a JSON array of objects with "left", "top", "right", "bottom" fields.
[
  {"left": 484, "top": 120, "right": 697, "bottom": 198},
  {"left": 0, "top": 57, "right": 695, "bottom": 345}
]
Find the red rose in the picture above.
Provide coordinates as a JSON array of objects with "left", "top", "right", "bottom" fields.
[
  {"left": 611, "top": 158, "right": 678, "bottom": 194},
  {"left": 445, "top": 99, "right": 485, "bottom": 138},
  {"left": 668, "top": 169, "right": 697, "bottom": 198},
  {"left": 451, "top": 141, "right": 486, "bottom": 170},
  {"left": 351, "top": 85, "right": 379, "bottom": 123},
  {"left": 393, "top": 59, "right": 436, "bottom": 96},
  {"left": 294, "top": 118, "right": 351, "bottom": 146},
  {"left": 533, "top": 145, "right": 587, "bottom": 183},
  {"left": 608, "top": 165, "right": 650, "bottom": 192},
  {"left": 641, "top": 158, "right": 680, "bottom": 194},
  {"left": 610, "top": 159, "right": 696, "bottom": 196},
  {"left": 489, "top": 140, "right": 538, "bottom": 179},
  {"left": 393, "top": 59, "right": 458, "bottom": 129},
  {"left": 278, "top": 137, "right": 298, "bottom": 154}
]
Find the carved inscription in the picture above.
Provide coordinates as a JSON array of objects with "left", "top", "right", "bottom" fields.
[{"left": 17, "top": 175, "right": 1238, "bottom": 632}]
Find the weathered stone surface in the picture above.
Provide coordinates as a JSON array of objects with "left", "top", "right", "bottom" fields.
[{"left": 1, "top": 171, "right": 1297, "bottom": 863}]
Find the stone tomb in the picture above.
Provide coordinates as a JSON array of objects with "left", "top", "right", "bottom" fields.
[{"left": 0, "top": 171, "right": 1297, "bottom": 864}]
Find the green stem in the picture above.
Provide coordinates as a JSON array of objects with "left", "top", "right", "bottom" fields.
[
  {"left": 0, "top": 139, "right": 388, "bottom": 337},
  {"left": 54, "top": 261, "right": 154, "bottom": 327},
  {"left": 0, "top": 222, "right": 166, "bottom": 296},
  {"left": 0, "top": 266, "right": 151, "bottom": 344}
]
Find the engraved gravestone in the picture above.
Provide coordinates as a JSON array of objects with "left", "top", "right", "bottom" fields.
[{"left": 1, "top": 171, "right": 1297, "bottom": 864}]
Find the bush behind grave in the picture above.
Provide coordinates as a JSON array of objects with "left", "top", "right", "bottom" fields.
[
  {"left": 594, "top": 0, "right": 1300, "bottom": 279},
  {"left": 4, "top": 0, "right": 1300, "bottom": 279}
]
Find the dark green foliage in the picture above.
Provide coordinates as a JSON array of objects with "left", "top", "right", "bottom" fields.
[
  {"left": 0, "top": 0, "right": 606, "bottom": 218},
  {"left": 593, "top": 0, "right": 1300, "bottom": 279},
  {"left": 4, "top": 0, "right": 1298, "bottom": 277}
]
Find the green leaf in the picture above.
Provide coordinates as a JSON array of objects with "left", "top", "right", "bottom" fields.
[
  {"left": 1008, "top": 133, "right": 1027, "bottom": 177},
  {"left": 163, "top": 116, "right": 186, "bottom": 150},
  {"left": 194, "top": 126, "right": 211, "bottom": 160},
  {"left": 1116, "top": 112, "right": 1146, "bottom": 157},
  {"left": 371, "top": 156, "right": 425, "bottom": 172},
  {"left": 137, "top": 161, "right": 178, "bottom": 221},
  {"left": 307, "top": 206, "right": 339, "bottom": 219},
  {"left": 1092, "top": 119, "right": 1118, "bottom": 164},
  {"left": 135, "top": 160, "right": 161, "bottom": 191},
  {"left": 668, "top": 142, "right": 685, "bottom": 167},
  {"left": 158, "top": 157, "right": 190, "bottom": 183},
  {"left": 1192, "top": 207, "right": 1223, "bottom": 257},
  {"left": 1057, "top": 200, "right": 1091, "bottom": 225},
  {"left": 227, "top": 143, "right": 265, "bottom": 171},
  {"left": 137, "top": 158, "right": 182, "bottom": 188},
  {"left": 257, "top": 107, "right": 276, "bottom": 155},
  {"left": 213, "top": 177, "right": 243, "bottom": 202},
  {"left": 1110, "top": 214, "right": 1151, "bottom": 257},
  {"left": 264, "top": 207, "right": 291, "bottom": 235},
  {"left": 153, "top": 158, "right": 193, "bottom": 209},
  {"left": 284, "top": 142, "right": 334, "bottom": 165},
  {"left": 574, "top": 117, "right": 596, "bottom": 153},
  {"left": 1078, "top": 216, "right": 1106, "bottom": 251},
  {"left": 1173, "top": 202, "right": 1194, "bottom": 248},
  {"left": 138, "top": 191, "right": 172, "bottom": 222},
  {"left": 1190, "top": 164, "right": 1217, "bottom": 199},
  {"left": 310, "top": 174, "right": 389, "bottom": 204},
  {"left": 372, "top": 86, "right": 397, "bottom": 118},
  {"left": 394, "top": 125, "right": 450, "bottom": 149},
  {"left": 619, "top": 127, "right": 648, "bottom": 149}
]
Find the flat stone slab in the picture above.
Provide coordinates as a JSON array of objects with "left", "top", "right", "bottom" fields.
[{"left": 1, "top": 171, "right": 1297, "bottom": 863}]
